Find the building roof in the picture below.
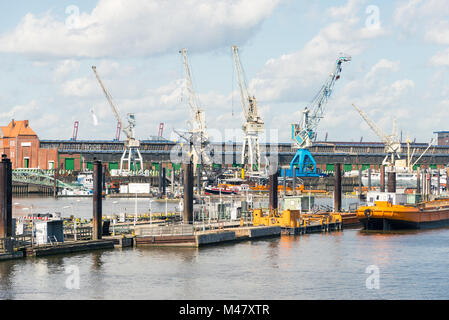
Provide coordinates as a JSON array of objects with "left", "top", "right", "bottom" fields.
[{"left": 0, "top": 120, "right": 37, "bottom": 138}]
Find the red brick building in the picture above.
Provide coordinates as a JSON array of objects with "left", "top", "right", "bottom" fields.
[{"left": 0, "top": 119, "right": 58, "bottom": 169}]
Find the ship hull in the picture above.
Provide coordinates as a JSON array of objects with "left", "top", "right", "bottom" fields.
[{"left": 359, "top": 217, "right": 449, "bottom": 230}]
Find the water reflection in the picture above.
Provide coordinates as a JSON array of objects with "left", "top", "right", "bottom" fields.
[{"left": 0, "top": 261, "right": 14, "bottom": 299}]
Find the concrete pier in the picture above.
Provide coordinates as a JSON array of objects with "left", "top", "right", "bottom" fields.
[{"left": 92, "top": 160, "right": 103, "bottom": 240}]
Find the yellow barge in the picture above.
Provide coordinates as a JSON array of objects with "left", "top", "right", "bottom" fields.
[{"left": 357, "top": 192, "right": 449, "bottom": 230}]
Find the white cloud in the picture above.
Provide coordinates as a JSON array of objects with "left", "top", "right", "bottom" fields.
[
  {"left": 394, "top": 0, "right": 449, "bottom": 66},
  {"left": 248, "top": 0, "right": 387, "bottom": 104},
  {"left": 0, "top": 0, "right": 280, "bottom": 59}
]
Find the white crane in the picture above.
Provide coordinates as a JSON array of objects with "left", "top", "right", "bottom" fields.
[
  {"left": 92, "top": 66, "right": 143, "bottom": 175},
  {"left": 351, "top": 103, "right": 401, "bottom": 167},
  {"left": 232, "top": 45, "right": 264, "bottom": 174},
  {"left": 179, "top": 48, "right": 211, "bottom": 173}
]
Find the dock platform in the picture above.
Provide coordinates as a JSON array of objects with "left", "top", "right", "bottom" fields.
[
  {"left": 282, "top": 221, "right": 342, "bottom": 235},
  {"left": 25, "top": 240, "right": 115, "bottom": 257},
  {"left": 134, "top": 225, "right": 281, "bottom": 248}
]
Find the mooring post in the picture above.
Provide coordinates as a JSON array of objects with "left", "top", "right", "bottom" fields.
[
  {"left": 158, "top": 162, "right": 162, "bottom": 198},
  {"left": 416, "top": 167, "right": 421, "bottom": 194},
  {"left": 358, "top": 165, "right": 362, "bottom": 198},
  {"left": 368, "top": 167, "right": 372, "bottom": 190},
  {"left": 171, "top": 167, "right": 175, "bottom": 194},
  {"left": 437, "top": 168, "right": 441, "bottom": 195},
  {"left": 0, "top": 155, "right": 12, "bottom": 239},
  {"left": 387, "top": 171, "right": 396, "bottom": 193},
  {"left": 162, "top": 166, "right": 166, "bottom": 198},
  {"left": 268, "top": 166, "right": 279, "bottom": 214},
  {"left": 53, "top": 163, "right": 58, "bottom": 198},
  {"left": 292, "top": 167, "right": 296, "bottom": 196},
  {"left": 334, "top": 163, "right": 341, "bottom": 212},
  {"left": 92, "top": 160, "right": 103, "bottom": 240},
  {"left": 380, "top": 165, "right": 385, "bottom": 192},
  {"left": 183, "top": 162, "right": 193, "bottom": 224},
  {"left": 282, "top": 168, "right": 286, "bottom": 195}
]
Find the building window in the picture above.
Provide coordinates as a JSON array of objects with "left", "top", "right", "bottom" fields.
[
  {"left": 48, "top": 161, "right": 54, "bottom": 169},
  {"left": 24, "top": 157, "right": 30, "bottom": 168}
]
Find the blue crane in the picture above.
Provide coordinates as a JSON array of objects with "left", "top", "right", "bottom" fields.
[{"left": 283, "top": 55, "right": 351, "bottom": 177}]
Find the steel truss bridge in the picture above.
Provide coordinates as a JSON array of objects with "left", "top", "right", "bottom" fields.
[{"left": 12, "top": 169, "right": 83, "bottom": 190}]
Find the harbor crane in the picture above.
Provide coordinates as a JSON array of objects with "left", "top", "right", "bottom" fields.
[
  {"left": 286, "top": 55, "right": 351, "bottom": 177},
  {"left": 351, "top": 103, "right": 401, "bottom": 167},
  {"left": 232, "top": 45, "right": 264, "bottom": 175},
  {"left": 178, "top": 48, "right": 212, "bottom": 174},
  {"left": 92, "top": 66, "right": 143, "bottom": 175}
]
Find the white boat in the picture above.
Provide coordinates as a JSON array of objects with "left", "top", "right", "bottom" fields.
[
  {"left": 77, "top": 173, "right": 93, "bottom": 189},
  {"left": 361, "top": 168, "right": 447, "bottom": 189}
]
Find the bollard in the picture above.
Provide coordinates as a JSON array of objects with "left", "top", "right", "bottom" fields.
[
  {"left": 92, "top": 160, "right": 103, "bottom": 240},
  {"left": 334, "top": 163, "right": 342, "bottom": 212},
  {"left": 183, "top": 162, "right": 193, "bottom": 224},
  {"left": 0, "top": 155, "right": 12, "bottom": 238}
]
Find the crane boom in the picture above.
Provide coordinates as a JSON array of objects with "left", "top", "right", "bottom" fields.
[
  {"left": 179, "top": 48, "right": 211, "bottom": 172},
  {"left": 232, "top": 45, "right": 264, "bottom": 174},
  {"left": 91, "top": 65, "right": 142, "bottom": 175},
  {"left": 352, "top": 103, "right": 402, "bottom": 166},
  {"left": 92, "top": 66, "right": 130, "bottom": 139},
  {"left": 351, "top": 103, "right": 386, "bottom": 143},
  {"left": 293, "top": 55, "right": 351, "bottom": 150},
  {"left": 232, "top": 45, "right": 263, "bottom": 124}
]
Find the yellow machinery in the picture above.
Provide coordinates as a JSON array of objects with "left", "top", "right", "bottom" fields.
[{"left": 252, "top": 208, "right": 342, "bottom": 229}]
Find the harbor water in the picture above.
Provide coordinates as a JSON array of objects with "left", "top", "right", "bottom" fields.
[{"left": 2, "top": 196, "right": 449, "bottom": 299}]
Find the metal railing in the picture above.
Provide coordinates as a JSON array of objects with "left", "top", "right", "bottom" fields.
[
  {"left": 64, "top": 226, "right": 92, "bottom": 240},
  {"left": 138, "top": 225, "right": 194, "bottom": 237}
]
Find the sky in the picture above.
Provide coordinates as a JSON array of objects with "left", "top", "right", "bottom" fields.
[{"left": 1, "top": 0, "right": 449, "bottom": 144}]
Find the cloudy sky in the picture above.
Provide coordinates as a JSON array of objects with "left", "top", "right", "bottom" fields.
[{"left": 0, "top": 0, "right": 448, "bottom": 144}]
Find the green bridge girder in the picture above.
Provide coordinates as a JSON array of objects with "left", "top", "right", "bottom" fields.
[{"left": 12, "top": 169, "right": 84, "bottom": 191}]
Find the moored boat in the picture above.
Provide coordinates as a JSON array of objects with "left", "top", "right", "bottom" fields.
[{"left": 357, "top": 191, "right": 449, "bottom": 230}]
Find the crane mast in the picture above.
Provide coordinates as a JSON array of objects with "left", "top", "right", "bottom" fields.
[
  {"left": 179, "top": 48, "right": 211, "bottom": 172},
  {"left": 92, "top": 66, "right": 143, "bottom": 175},
  {"left": 352, "top": 103, "right": 402, "bottom": 167},
  {"left": 232, "top": 45, "right": 264, "bottom": 174},
  {"left": 286, "top": 55, "right": 351, "bottom": 177}
]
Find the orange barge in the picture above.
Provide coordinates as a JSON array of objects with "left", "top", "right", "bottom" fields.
[{"left": 357, "top": 195, "right": 449, "bottom": 230}]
